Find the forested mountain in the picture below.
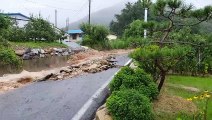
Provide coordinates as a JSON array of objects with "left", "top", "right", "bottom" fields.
[{"left": 68, "top": 0, "right": 136, "bottom": 29}]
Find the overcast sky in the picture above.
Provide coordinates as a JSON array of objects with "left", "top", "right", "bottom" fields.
[{"left": 0, "top": 0, "right": 211, "bottom": 28}]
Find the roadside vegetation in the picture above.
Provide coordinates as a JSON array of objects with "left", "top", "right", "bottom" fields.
[
  {"left": 0, "top": 15, "right": 22, "bottom": 69},
  {"left": 10, "top": 41, "right": 67, "bottom": 49},
  {"left": 0, "top": 13, "right": 65, "bottom": 70},
  {"left": 104, "top": 0, "right": 212, "bottom": 120},
  {"left": 107, "top": 67, "right": 158, "bottom": 120},
  {"left": 80, "top": 23, "right": 110, "bottom": 50},
  {"left": 163, "top": 75, "right": 212, "bottom": 120}
]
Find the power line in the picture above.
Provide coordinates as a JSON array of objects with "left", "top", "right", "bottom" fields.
[{"left": 23, "top": 0, "right": 82, "bottom": 11}]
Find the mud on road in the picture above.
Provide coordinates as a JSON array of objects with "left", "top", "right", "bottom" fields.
[{"left": 0, "top": 49, "right": 132, "bottom": 94}]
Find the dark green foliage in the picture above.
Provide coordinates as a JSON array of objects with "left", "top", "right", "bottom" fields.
[
  {"left": 25, "top": 16, "right": 62, "bottom": 41},
  {"left": 110, "top": 1, "right": 153, "bottom": 36},
  {"left": 0, "top": 47, "right": 21, "bottom": 68},
  {"left": 124, "top": 20, "right": 156, "bottom": 38},
  {"left": 109, "top": 37, "right": 149, "bottom": 49},
  {"left": 109, "top": 66, "right": 159, "bottom": 100},
  {"left": 80, "top": 23, "right": 110, "bottom": 50},
  {"left": 0, "top": 15, "right": 10, "bottom": 32},
  {"left": 0, "top": 14, "right": 21, "bottom": 68},
  {"left": 106, "top": 89, "right": 154, "bottom": 120}
]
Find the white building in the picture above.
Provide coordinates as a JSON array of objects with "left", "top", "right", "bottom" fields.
[
  {"left": 67, "top": 29, "right": 84, "bottom": 41},
  {"left": 4, "top": 13, "right": 30, "bottom": 28}
]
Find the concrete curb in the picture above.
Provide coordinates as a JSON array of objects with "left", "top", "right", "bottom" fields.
[{"left": 71, "top": 59, "right": 132, "bottom": 120}]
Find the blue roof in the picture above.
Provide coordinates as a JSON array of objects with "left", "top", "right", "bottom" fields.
[
  {"left": 3, "top": 13, "right": 30, "bottom": 19},
  {"left": 67, "top": 29, "right": 83, "bottom": 34}
]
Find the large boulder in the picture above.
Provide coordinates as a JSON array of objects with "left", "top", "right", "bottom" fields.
[{"left": 15, "top": 50, "right": 25, "bottom": 56}]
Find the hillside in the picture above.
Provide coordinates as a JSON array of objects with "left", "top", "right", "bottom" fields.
[{"left": 68, "top": 1, "right": 135, "bottom": 29}]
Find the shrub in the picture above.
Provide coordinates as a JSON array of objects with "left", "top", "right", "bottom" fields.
[
  {"left": 109, "top": 39, "right": 129, "bottom": 49},
  {"left": 109, "top": 66, "right": 159, "bottom": 100},
  {"left": 109, "top": 37, "right": 148, "bottom": 49},
  {"left": 0, "top": 47, "right": 22, "bottom": 68},
  {"left": 106, "top": 89, "right": 154, "bottom": 120},
  {"left": 80, "top": 23, "right": 110, "bottom": 50}
]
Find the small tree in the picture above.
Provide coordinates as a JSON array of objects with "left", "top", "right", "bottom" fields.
[
  {"left": 131, "top": 0, "right": 212, "bottom": 91},
  {"left": 80, "top": 23, "right": 110, "bottom": 50},
  {"left": 25, "top": 16, "right": 62, "bottom": 42}
]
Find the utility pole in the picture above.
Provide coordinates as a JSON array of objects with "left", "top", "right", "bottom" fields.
[
  {"left": 66, "top": 18, "right": 69, "bottom": 31},
  {"left": 88, "top": 0, "right": 91, "bottom": 25},
  {"left": 142, "top": 0, "right": 150, "bottom": 38},
  {"left": 144, "top": 8, "right": 148, "bottom": 38},
  {"left": 55, "top": 9, "right": 57, "bottom": 27}
]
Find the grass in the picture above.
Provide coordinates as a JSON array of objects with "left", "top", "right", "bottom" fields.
[
  {"left": 10, "top": 41, "right": 68, "bottom": 49},
  {"left": 164, "top": 75, "right": 212, "bottom": 120},
  {"left": 167, "top": 75, "right": 212, "bottom": 91},
  {"left": 109, "top": 39, "right": 129, "bottom": 49}
]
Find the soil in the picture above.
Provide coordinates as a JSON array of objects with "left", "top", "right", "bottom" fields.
[
  {"left": 153, "top": 93, "right": 197, "bottom": 114},
  {"left": 0, "top": 49, "right": 132, "bottom": 94}
]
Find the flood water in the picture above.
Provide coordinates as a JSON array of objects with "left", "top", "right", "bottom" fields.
[{"left": 0, "top": 56, "right": 70, "bottom": 76}]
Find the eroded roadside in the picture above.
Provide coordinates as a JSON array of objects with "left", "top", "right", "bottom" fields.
[{"left": 0, "top": 49, "right": 132, "bottom": 94}]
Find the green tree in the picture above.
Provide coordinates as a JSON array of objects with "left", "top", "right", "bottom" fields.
[
  {"left": 131, "top": 0, "right": 212, "bottom": 91},
  {"left": 80, "top": 23, "right": 110, "bottom": 50},
  {"left": 25, "top": 16, "right": 62, "bottom": 41},
  {"left": 0, "top": 14, "right": 21, "bottom": 69},
  {"left": 110, "top": 1, "right": 146, "bottom": 36}
]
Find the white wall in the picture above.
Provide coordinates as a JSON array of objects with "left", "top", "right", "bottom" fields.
[{"left": 9, "top": 14, "right": 29, "bottom": 28}]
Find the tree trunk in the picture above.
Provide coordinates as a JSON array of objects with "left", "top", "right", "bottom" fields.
[{"left": 158, "top": 70, "right": 166, "bottom": 91}]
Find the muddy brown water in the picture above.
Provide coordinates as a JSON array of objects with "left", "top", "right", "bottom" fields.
[{"left": 0, "top": 56, "right": 70, "bottom": 76}]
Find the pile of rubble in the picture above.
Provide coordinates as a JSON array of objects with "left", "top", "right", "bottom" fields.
[
  {"left": 15, "top": 47, "right": 86, "bottom": 60},
  {"left": 36, "top": 56, "right": 118, "bottom": 82}
]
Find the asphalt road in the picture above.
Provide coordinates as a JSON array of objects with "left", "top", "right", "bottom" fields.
[{"left": 0, "top": 54, "right": 130, "bottom": 120}]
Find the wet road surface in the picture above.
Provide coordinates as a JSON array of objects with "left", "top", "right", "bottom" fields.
[{"left": 0, "top": 54, "right": 130, "bottom": 120}]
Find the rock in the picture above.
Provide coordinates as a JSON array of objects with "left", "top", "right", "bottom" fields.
[
  {"left": 95, "top": 104, "right": 112, "bottom": 120},
  {"left": 40, "top": 49, "right": 45, "bottom": 54},
  {"left": 25, "top": 48, "right": 31, "bottom": 54},
  {"left": 37, "top": 73, "right": 54, "bottom": 82},
  {"left": 50, "top": 53, "right": 54, "bottom": 56},
  {"left": 28, "top": 52, "right": 36, "bottom": 56},
  {"left": 68, "top": 48, "right": 72, "bottom": 53},
  {"left": 100, "top": 60, "right": 109, "bottom": 65},
  {"left": 100, "top": 65, "right": 110, "bottom": 70},
  {"left": 31, "top": 49, "right": 39, "bottom": 55},
  {"left": 71, "top": 65, "right": 81, "bottom": 68},
  {"left": 53, "top": 48, "right": 59, "bottom": 52},
  {"left": 15, "top": 50, "right": 25, "bottom": 56},
  {"left": 45, "top": 49, "right": 53, "bottom": 54},
  {"left": 23, "top": 54, "right": 31, "bottom": 60},
  {"left": 60, "top": 69, "right": 72, "bottom": 74},
  {"left": 89, "top": 68, "right": 98, "bottom": 73},
  {"left": 62, "top": 52, "right": 69, "bottom": 56},
  {"left": 81, "top": 46, "right": 89, "bottom": 50},
  {"left": 62, "top": 48, "right": 67, "bottom": 52},
  {"left": 58, "top": 48, "right": 63, "bottom": 53},
  {"left": 57, "top": 75, "right": 63, "bottom": 79},
  {"left": 39, "top": 54, "right": 45, "bottom": 58}
]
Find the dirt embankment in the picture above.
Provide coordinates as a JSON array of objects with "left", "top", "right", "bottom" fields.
[{"left": 0, "top": 49, "right": 132, "bottom": 94}]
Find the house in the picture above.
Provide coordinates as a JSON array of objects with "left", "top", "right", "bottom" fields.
[
  {"left": 3, "top": 13, "right": 30, "bottom": 28},
  {"left": 67, "top": 29, "right": 83, "bottom": 41}
]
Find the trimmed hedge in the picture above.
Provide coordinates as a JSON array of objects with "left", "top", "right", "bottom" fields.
[
  {"left": 106, "top": 89, "right": 154, "bottom": 120},
  {"left": 109, "top": 66, "right": 158, "bottom": 100}
]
